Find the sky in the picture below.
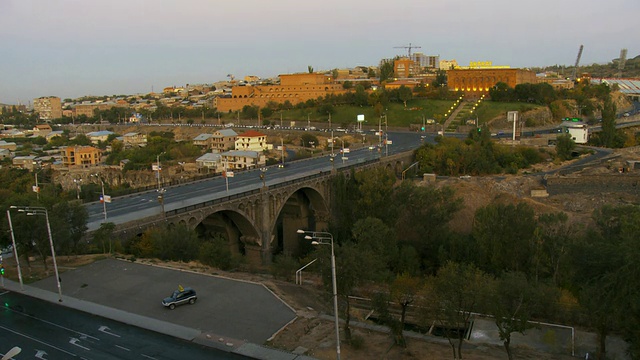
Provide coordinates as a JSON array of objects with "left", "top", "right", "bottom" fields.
[{"left": 1, "top": 0, "right": 639, "bottom": 105}]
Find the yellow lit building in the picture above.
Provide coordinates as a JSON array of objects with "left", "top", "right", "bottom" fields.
[
  {"left": 62, "top": 146, "right": 102, "bottom": 167},
  {"left": 447, "top": 68, "right": 538, "bottom": 98},
  {"left": 215, "top": 73, "right": 347, "bottom": 112}
]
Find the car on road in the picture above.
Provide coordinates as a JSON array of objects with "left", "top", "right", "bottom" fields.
[{"left": 162, "top": 286, "right": 197, "bottom": 309}]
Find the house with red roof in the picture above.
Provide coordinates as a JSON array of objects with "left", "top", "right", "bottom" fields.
[{"left": 235, "top": 130, "right": 272, "bottom": 151}]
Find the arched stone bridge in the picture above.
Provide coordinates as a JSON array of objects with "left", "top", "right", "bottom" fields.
[{"left": 114, "top": 150, "right": 414, "bottom": 266}]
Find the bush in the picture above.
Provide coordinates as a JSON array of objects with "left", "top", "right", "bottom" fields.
[
  {"left": 271, "top": 253, "right": 300, "bottom": 282},
  {"left": 349, "top": 334, "right": 365, "bottom": 349}
]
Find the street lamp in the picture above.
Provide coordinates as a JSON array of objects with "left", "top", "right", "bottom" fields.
[
  {"left": 6, "top": 208, "right": 24, "bottom": 291},
  {"left": 91, "top": 174, "right": 108, "bottom": 221},
  {"left": 297, "top": 229, "right": 340, "bottom": 360},
  {"left": 259, "top": 167, "right": 268, "bottom": 187},
  {"left": 13, "top": 206, "right": 62, "bottom": 302},
  {"left": 73, "top": 178, "right": 82, "bottom": 200}
]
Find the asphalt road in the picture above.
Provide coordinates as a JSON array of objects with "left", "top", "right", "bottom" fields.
[
  {"left": 29, "top": 258, "right": 296, "bottom": 345},
  {"left": 0, "top": 290, "right": 248, "bottom": 360}
]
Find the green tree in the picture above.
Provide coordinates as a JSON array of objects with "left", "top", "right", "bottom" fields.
[
  {"left": 570, "top": 205, "right": 640, "bottom": 359},
  {"left": 489, "top": 272, "right": 539, "bottom": 360},
  {"left": 391, "top": 183, "right": 462, "bottom": 274},
  {"left": 379, "top": 60, "right": 394, "bottom": 82},
  {"left": 555, "top": 133, "right": 575, "bottom": 161},
  {"left": 398, "top": 85, "right": 412, "bottom": 108},
  {"left": 421, "top": 262, "right": 492, "bottom": 359},
  {"left": 92, "top": 222, "right": 116, "bottom": 254},
  {"left": 472, "top": 202, "right": 537, "bottom": 275},
  {"left": 373, "top": 273, "right": 421, "bottom": 347}
]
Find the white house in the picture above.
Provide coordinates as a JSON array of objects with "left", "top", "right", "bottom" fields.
[
  {"left": 220, "top": 150, "right": 265, "bottom": 170},
  {"left": 235, "top": 130, "right": 272, "bottom": 152}
]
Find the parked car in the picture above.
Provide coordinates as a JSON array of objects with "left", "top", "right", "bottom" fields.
[{"left": 162, "top": 286, "right": 197, "bottom": 309}]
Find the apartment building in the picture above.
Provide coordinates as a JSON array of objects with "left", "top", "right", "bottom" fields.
[
  {"left": 62, "top": 146, "right": 102, "bottom": 167},
  {"left": 235, "top": 130, "right": 271, "bottom": 152},
  {"left": 33, "top": 96, "right": 62, "bottom": 121},
  {"left": 215, "top": 73, "right": 347, "bottom": 112}
]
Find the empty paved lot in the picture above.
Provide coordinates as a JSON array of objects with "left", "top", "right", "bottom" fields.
[{"left": 31, "top": 258, "right": 296, "bottom": 344}]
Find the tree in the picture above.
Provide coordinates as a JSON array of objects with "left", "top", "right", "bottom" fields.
[
  {"left": 473, "top": 202, "right": 537, "bottom": 275},
  {"left": 391, "top": 182, "right": 462, "bottom": 274},
  {"left": 379, "top": 60, "right": 394, "bottom": 82},
  {"left": 555, "top": 133, "right": 575, "bottom": 161},
  {"left": 421, "top": 262, "right": 492, "bottom": 359},
  {"left": 398, "top": 85, "right": 412, "bottom": 108},
  {"left": 489, "top": 272, "right": 539, "bottom": 360},
  {"left": 372, "top": 273, "right": 421, "bottom": 347},
  {"left": 570, "top": 205, "right": 640, "bottom": 359},
  {"left": 92, "top": 222, "right": 116, "bottom": 254}
]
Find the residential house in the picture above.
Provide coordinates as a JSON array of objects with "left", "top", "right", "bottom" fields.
[
  {"left": 121, "top": 132, "right": 147, "bottom": 147},
  {"left": 86, "top": 130, "right": 115, "bottom": 144},
  {"left": 45, "top": 131, "right": 64, "bottom": 142},
  {"left": 220, "top": 150, "right": 265, "bottom": 170},
  {"left": 12, "top": 155, "right": 38, "bottom": 169},
  {"left": 62, "top": 146, "right": 102, "bottom": 167},
  {"left": 0, "top": 148, "right": 11, "bottom": 160},
  {"left": 211, "top": 129, "right": 237, "bottom": 152},
  {"left": 0, "top": 140, "right": 17, "bottom": 151},
  {"left": 235, "top": 130, "right": 272, "bottom": 152},
  {"left": 33, "top": 124, "right": 53, "bottom": 136},
  {"left": 193, "top": 133, "right": 214, "bottom": 148},
  {"left": 195, "top": 152, "right": 222, "bottom": 173}
]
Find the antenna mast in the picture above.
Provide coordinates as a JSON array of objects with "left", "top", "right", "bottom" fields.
[{"left": 572, "top": 45, "right": 584, "bottom": 81}]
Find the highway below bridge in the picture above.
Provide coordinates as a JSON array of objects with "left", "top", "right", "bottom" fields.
[{"left": 84, "top": 131, "right": 430, "bottom": 265}]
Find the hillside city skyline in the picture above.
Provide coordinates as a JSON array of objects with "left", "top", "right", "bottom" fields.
[{"left": 1, "top": 0, "right": 638, "bottom": 105}]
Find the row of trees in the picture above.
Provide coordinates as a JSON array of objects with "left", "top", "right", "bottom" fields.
[
  {"left": 283, "top": 162, "right": 637, "bottom": 359},
  {"left": 415, "top": 128, "right": 554, "bottom": 176}
]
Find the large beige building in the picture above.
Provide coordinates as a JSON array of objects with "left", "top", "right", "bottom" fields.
[
  {"left": 215, "top": 73, "right": 347, "bottom": 112},
  {"left": 33, "top": 96, "right": 62, "bottom": 121},
  {"left": 447, "top": 68, "right": 538, "bottom": 98}
]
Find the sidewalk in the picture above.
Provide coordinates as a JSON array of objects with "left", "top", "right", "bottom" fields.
[{"left": 1, "top": 278, "right": 317, "bottom": 360}]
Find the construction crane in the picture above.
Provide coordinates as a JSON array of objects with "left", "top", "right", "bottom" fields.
[
  {"left": 394, "top": 43, "right": 421, "bottom": 58},
  {"left": 572, "top": 45, "right": 584, "bottom": 81},
  {"left": 618, "top": 48, "right": 628, "bottom": 78}
]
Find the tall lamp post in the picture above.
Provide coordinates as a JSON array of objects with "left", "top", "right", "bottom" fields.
[
  {"left": 259, "top": 167, "right": 268, "bottom": 187},
  {"left": 13, "top": 206, "right": 62, "bottom": 302},
  {"left": 297, "top": 229, "right": 340, "bottom": 360},
  {"left": 6, "top": 208, "right": 24, "bottom": 291},
  {"left": 92, "top": 175, "right": 108, "bottom": 221}
]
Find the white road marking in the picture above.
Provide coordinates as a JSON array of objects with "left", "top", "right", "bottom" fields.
[
  {"left": 69, "top": 338, "right": 91, "bottom": 351},
  {"left": 0, "top": 325, "right": 77, "bottom": 357},
  {"left": 141, "top": 354, "right": 158, "bottom": 360},
  {"left": 114, "top": 345, "right": 130, "bottom": 351},
  {"left": 98, "top": 325, "right": 120, "bottom": 337},
  {"left": 3, "top": 306, "right": 99, "bottom": 340}
]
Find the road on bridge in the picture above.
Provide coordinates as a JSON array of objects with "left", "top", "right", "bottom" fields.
[{"left": 85, "top": 131, "right": 428, "bottom": 230}]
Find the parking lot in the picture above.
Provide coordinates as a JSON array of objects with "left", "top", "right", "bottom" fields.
[{"left": 30, "top": 258, "right": 297, "bottom": 344}]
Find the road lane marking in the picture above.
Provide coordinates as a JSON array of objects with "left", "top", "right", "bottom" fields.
[
  {"left": 114, "top": 345, "right": 130, "bottom": 351},
  {"left": 3, "top": 306, "right": 99, "bottom": 341},
  {"left": 69, "top": 337, "right": 91, "bottom": 351},
  {"left": 0, "top": 325, "right": 77, "bottom": 357},
  {"left": 141, "top": 354, "right": 158, "bottom": 360},
  {"left": 98, "top": 325, "right": 120, "bottom": 337}
]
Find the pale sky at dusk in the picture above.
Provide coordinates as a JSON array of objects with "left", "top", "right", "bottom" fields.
[{"left": 1, "top": 0, "right": 638, "bottom": 105}]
